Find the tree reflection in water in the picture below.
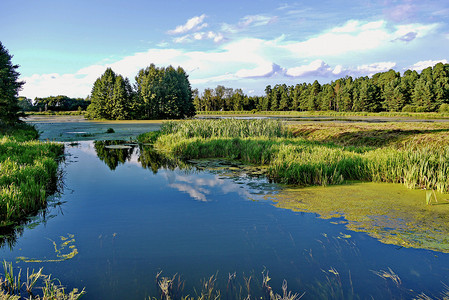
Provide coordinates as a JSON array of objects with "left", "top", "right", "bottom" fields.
[{"left": 94, "top": 140, "right": 185, "bottom": 173}]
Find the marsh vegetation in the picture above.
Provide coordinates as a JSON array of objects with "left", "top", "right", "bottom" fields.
[
  {"left": 0, "top": 124, "right": 63, "bottom": 228},
  {"left": 141, "top": 119, "right": 449, "bottom": 193}
]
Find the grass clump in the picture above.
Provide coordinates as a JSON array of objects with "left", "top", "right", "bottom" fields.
[
  {"left": 0, "top": 261, "right": 85, "bottom": 299},
  {"left": 153, "top": 270, "right": 303, "bottom": 300},
  {"left": 146, "top": 119, "right": 449, "bottom": 193},
  {"left": 0, "top": 124, "right": 64, "bottom": 228}
]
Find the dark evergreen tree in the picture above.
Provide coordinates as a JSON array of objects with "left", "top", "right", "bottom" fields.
[{"left": 0, "top": 42, "right": 24, "bottom": 125}]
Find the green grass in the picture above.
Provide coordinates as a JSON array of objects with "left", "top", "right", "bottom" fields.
[
  {"left": 0, "top": 124, "right": 64, "bottom": 228},
  {"left": 144, "top": 119, "right": 449, "bottom": 193}
]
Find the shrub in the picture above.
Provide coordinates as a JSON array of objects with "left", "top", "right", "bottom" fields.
[{"left": 439, "top": 103, "right": 449, "bottom": 113}]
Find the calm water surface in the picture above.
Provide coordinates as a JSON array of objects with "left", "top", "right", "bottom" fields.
[{"left": 2, "top": 140, "right": 449, "bottom": 299}]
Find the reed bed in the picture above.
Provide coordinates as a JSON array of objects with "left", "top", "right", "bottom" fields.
[
  {"left": 147, "top": 119, "right": 449, "bottom": 193},
  {"left": 159, "top": 119, "right": 289, "bottom": 139},
  {"left": 0, "top": 125, "right": 64, "bottom": 227}
]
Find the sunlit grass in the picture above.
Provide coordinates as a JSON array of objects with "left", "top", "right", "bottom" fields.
[
  {"left": 0, "top": 124, "right": 64, "bottom": 227},
  {"left": 145, "top": 119, "right": 449, "bottom": 193}
]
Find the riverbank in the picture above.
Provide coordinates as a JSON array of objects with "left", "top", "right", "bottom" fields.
[
  {"left": 0, "top": 123, "right": 64, "bottom": 228},
  {"left": 139, "top": 119, "right": 449, "bottom": 193}
]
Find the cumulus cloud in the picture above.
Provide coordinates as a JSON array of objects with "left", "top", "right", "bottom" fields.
[
  {"left": 286, "top": 60, "right": 333, "bottom": 77},
  {"left": 286, "top": 60, "right": 396, "bottom": 78},
  {"left": 409, "top": 59, "right": 448, "bottom": 71},
  {"left": 283, "top": 20, "right": 437, "bottom": 57},
  {"left": 352, "top": 62, "right": 397, "bottom": 76},
  {"left": 167, "top": 14, "right": 208, "bottom": 35}
]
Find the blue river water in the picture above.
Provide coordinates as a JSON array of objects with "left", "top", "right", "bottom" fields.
[{"left": 1, "top": 140, "right": 449, "bottom": 299}]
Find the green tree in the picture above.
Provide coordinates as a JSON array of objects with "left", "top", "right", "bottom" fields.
[
  {"left": 0, "top": 42, "right": 24, "bottom": 125},
  {"left": 133, "top": 65, "right": 194, "bottom": 119},
  {"left": 86, "top": 68, "right": 133, "bottom": 120}
]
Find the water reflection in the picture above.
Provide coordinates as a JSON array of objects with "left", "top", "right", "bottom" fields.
[
  {"left": 94, "top": 140, "right": 182, "bottom": 173},
  {"left": 93, "top": 140, "right": 137, "bottom": 170},
  {"left": 93, "top": 140, "right": 276, "bottom": 202},
  {"left": 0, "top": 197, "right": 62, "bottom": 250}
]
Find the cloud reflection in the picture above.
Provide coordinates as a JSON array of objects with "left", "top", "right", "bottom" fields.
[{"left": 165, "top": 171, "right": 254, "bottom": 202}]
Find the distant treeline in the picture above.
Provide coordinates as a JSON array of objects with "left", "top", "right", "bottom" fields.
[
  {"left": 194, "top": 63, "right": 449, "bottom": 113},
  {"left": 18, "top": 95, "right": 91, "bottom": 112}
]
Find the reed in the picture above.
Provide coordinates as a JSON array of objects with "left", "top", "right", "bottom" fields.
[
  {"left": 153, "top": 271, "right": 303, "bottom": 300},
  {"left": 159, "top": 119, "right": 289, "bottom": 139},
  {"left": 0, "top": 261, "right": 85, "bottom": 300}
]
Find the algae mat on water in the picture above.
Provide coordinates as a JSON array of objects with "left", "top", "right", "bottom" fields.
[{"left": 272, "top": 182, "right": 449, "bottom": 253}]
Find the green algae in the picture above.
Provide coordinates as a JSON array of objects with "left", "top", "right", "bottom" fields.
[
  {"left": 271, "top": 182, "right": 449, "bottom": 253},
  {"left": 16, "top": 234, "right": 78, "bottom": 263}
]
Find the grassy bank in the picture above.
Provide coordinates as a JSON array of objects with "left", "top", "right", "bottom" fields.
[
  {"left": 0, "top": 124, "right": 64, "bottom": 227},
  {"left": 196, "top": 110, "right": 449, "bottom": 119},
  {"left": 138, "top": 119, "right": 449, "bottom": 193}
]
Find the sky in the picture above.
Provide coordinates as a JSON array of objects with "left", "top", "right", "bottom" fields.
[{"left": 1, "top": 0, "right": 449, "bottom": 99}]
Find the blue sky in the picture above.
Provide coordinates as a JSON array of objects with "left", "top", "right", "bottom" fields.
[{"left": 1, "top": 0, "right": 448, "bottom": 99}]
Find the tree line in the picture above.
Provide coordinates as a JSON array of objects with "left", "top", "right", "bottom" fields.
[
  {"left": 18, "top": 95, "right": 91, "bottom": 112},
  {"left": 194, "top": 63, "right": 449, "bottom": 113},
  {"left": 86, "top": 64, "right": 195, "bottom": 120}
]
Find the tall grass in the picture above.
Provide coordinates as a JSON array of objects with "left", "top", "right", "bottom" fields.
[
  {"left": 160, "top": 119, "right": 289, "bottom": 139},
  {"left": 148, "top": 119, "right": 449, "bottom": 193},
  {"left": 0, "top": 261, "right": 85, "bottom": 299},
  {"left": 0, "top": 125, "right": 64, "bottom": 227}
]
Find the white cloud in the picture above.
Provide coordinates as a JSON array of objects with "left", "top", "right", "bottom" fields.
[
  {"left": 221, "top": 14, "right": 277, "bottom": 33},
  {"left": 354, "top": 62, "right": 397, "bottom": 75},
  {"left": 286, "top": 60, "right": 396, "bottom": 78},
  {"left": 286, "top": 60, "right": 332, "bottom": 77},
  {"left": 283, "top": 20, "right": 437, "bottom": 57},
  {"left": 409, "top": 59, "right": 448, "bottom": 71},
  {"left": 167, "top": 14, "right": 208, "bottom": 35},
  {"left": 174, "top": 31, "right": 224, "bottom": 43}
]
